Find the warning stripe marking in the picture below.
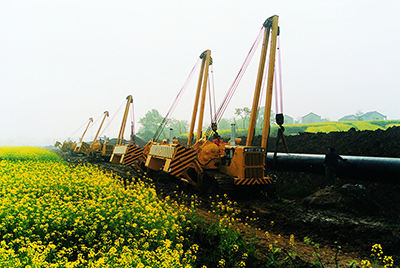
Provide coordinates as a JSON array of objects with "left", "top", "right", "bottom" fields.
[{"left": 234, "top": 177, "right": 273, "bottom": 185}]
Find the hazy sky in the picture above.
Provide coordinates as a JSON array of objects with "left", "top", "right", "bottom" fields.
[{"left": 1, "top": 0, "right": 399, "bottom": 146}]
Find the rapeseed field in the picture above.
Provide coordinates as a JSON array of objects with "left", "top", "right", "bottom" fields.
[
  {"left": 0, "top": 147, "right": 395, "bottom": 267},
  {"left": 0, "top": 147, "right": 200, "bottom": 267}
]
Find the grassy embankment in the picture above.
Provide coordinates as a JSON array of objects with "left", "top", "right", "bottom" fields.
[{"left": 179, "top": 120, "right": 400, "bottom": 140}]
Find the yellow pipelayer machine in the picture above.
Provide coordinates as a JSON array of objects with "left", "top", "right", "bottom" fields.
[
  {"left": 74, "top": 117, "right": 93, "bottom": 155},
  {"left": 125, "top": 15, "right": 279, "bottom": 193},
  {"left": 86, "top": 111, "right": 115, "bottom": 161},
  {"left": 57, "top": 117, "right": 92, "bottom": 154},
  {"left": 220, "top": 15, "right": 279, "bottom": 186},
  {"left": 110, "top": 95, "right": 133, "bottom": 164}
]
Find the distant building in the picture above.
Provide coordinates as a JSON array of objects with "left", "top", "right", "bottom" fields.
[
  {"left": 284, "top": 114, "right": 294, "bottom": 124},
  {"left": 360, "top": 111, "right": 387, "bottom": 121},
  {"left": 339, "top": 115, "right": 358, "bottom": 121},
  {"left": 301, "top": 112, "right": 322, "bottom": 124}
]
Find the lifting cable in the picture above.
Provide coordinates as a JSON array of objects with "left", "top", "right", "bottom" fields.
[
  {"left": 275, "top": 35, "right": 284, "bottom": 115},
  {"left": 254, "top": 31, "right": 283, "bottom": 129},
  {"left": 207, "top": 74, "right": 213, "bottom": 128},
  {"left": 153, "top": 58, "right": 201, "bottom": 141},
  {"left": 82, "top": 113, "right": 106, "bottom": 140},
  {"left": 274, "top": 70, "right": 279, "bottom": 114},
  {"left": 99, "top": 99, "right": 126, "bottom": 138},
  {"left": 103, "top": 115, "right": 111, "bottom": 140},
  {"left": 254, "top": 32, "right": 283, "bottom": 130},
  {"left": 208, "top": 65, "right": 217, "bottom": 126},
  {"left": 67, "top": 117, "right": 93, "bottom": 141},
  {"left": 254, "top": 56, "right": 269, "bottom": 129},
  {"left": 211, "top": 66, "right": 217, "bottom": 120},
  {"left": 124, "top": 102, "right": 134, "bottom": 143},
  {"left": 214, "top": 26, "right": 265, "bottom": 124},
  {"left": 90, "top": 112, "right": 106, "bottom": 129},
  {"left": 203, "top": 27, "right": 265, "bottom": 138},
  {"left": 273, "top": 34, "right": 288, "bottom": 153},
  {"left": 130, "top": 101, "right": 135, "bottom": 143}
]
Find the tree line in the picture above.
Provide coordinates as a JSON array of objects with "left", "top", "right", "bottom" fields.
[{"left": 136, "top": 107, "right": 276, "bottom": 141}]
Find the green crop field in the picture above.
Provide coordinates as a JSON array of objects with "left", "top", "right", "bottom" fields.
[
  {"left": 281, "top": 120, "right": 400, "bottom": 136},
  {"left": 192, "top": 120, "right": 400, "bottom": 140}
]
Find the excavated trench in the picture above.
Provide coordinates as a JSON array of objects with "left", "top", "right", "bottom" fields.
[
  {"left": 254, "top": 126, "right": 400, "bottom": 262},
  {"left": 188, "top": 126, "right": 400, "bottom": 262}
]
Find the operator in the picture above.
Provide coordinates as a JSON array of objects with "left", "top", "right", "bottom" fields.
[
  {"left": 324, "top": 148, "right": 347, "bottom": 185},
  {"left": 213, "top": 135, "right": 224, "bottom": 146}
]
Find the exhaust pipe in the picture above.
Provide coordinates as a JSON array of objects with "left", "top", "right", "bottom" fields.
[
  {"left": 230, "top": 124, "right": 236, "bottom": 158},
  {"left": 230, "top": 124, "right": 236, "bottom": 146}
]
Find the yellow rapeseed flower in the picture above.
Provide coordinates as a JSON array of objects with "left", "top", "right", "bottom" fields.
[
  {"left": 383, "top": 255, "right": 394, "bottom": 268},
  {"left": 289, "top": 234, "right": 295, "bottom": 247},
  {"left": 0, "top": 147, "right": 200, "bottom": 267},
  {"left": 361, "top": 259, "right": 371, "bottom": 268}
]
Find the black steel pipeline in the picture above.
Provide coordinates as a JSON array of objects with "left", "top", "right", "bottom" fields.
[{"left": 266, "top": 153, "right": 400, "bottom": 183}]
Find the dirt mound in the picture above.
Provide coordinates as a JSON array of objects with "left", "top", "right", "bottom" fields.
[
  {"left": 178, "top": 126, "right": 400, "bottom": 157},
  {"left": 264, "top": 126, "right": 400, "bottom": 157}
]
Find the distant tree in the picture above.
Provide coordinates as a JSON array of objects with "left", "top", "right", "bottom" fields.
[
  {"left": 168, "top": 119, "right": 189, "bottom": 137},
  {"left": 255, "top": 106, "right": 264, "bottom": 134},
  {"left": 137, "top": 109, "right": 190, "bottom": 142},
  {"left": 243, "top": 107, "right": 251, "bottom": 128},
  {"left": 235, "top": 107, "right": 251, "bottom": 129},
  {"left": 254, "top": 107, "right": 276, "bottom": 135},
  {"left": 235, "top": 108, "right": 244, "bottom": 128},
  {"left": 218, "top": 118, "right": 234, "bottom": 130},
  {"left": 137, "top": 109, "right": 164, "bottom": 141}
]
